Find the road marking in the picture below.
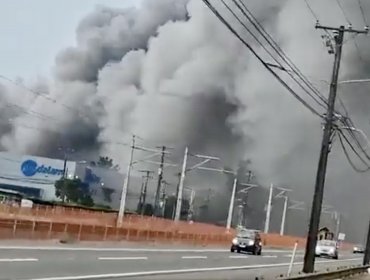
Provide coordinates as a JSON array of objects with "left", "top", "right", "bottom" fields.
[
  {"left": 0, "top": 246, "right": 291, "bottom": 253},
  {"left": 0, "top": 258, "right": 38, "bottom": 262},
  {"left": 228, "top": 255, "right": 249, "bottom": 259},
  {"left": 24, "top": 258, "right": 361, "bottom": 280},
  {"left": 262, "top": 255, "right": 277, "bottom": 258},
  {"left": 181, "top": 256, "right": 207, "bottom": 259},
  {"left": 285, "top": 254, "right": 304, "bottom": 258},
  {"left": 98, "top": 257, "right": 148, "bottom": 261}
]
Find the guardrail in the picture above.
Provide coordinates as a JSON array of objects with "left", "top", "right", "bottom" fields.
[{"left": 281, "top": 265, "right": 369, "bottom": 280}]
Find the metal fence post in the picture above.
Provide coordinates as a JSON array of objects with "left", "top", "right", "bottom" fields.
[
  {"left": 12, "top": 220, "right": 17, "bottom": 238},
  {"left": 31, "top": 221, "right": 36, "bottom": 239},
  {"left": 77, "top": 224, "right": 82, "bottom": 241},
  {"left": 47, "top": 222, "right": 52, "bottom": 239},
  {"left": 103, "top": 225, "right": 108, "bottom": 241}
]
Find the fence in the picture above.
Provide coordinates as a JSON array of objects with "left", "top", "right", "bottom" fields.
[
  {"left": 0, "top": 204, "right": 233, "bottom": 234},
  {"left": 0, "top": 205, "right": 352, "bottom": 249},
  {"left": 0, "top": 218, "right": 234, "bottom": 246}
]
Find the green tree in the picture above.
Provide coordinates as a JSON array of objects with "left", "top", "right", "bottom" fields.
[
  {"left": 90, "top": 156, "right": 119, "bottom": 170},
  {"left": 98, "top": 156, "right": 113, "bottom": 168},
  {"left": 55, "top": 178, "right": 95, "bottom": 207}
]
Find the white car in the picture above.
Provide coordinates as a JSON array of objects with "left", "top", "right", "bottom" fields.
[
  {"left": 353, "top": 244, "right": 365, "bottom": 254},
  {"left": 315, "top": 240, "right": 338, "bottom": 259}
]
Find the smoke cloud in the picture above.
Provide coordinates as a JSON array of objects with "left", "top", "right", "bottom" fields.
[{"left": 1, "top": 0, "right": 370, "bottom": 241}]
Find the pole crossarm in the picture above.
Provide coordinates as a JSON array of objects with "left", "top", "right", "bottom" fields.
[
  {"left": 275, "top": 186, "right": 292, "bottom": 199},
  {"left": 187, "top": 159, "right": 211, "bottom": 172},
  {"left": 288, "top": 200, "right": 305, "bottom": 210},
  {"left": 196, "top": 166, "right": 235, "bottom": 174},
  {"left": 192, "top": 154, "right": 220, "bottom": 161},
  {"left": 315, "top": 23, "right": 369, "bottom": 34},
  {"left": 238, "top": 184, "right": 259, "bottom": 194},
  {"left": 131, "top": 152, "right": 162, "bottom": 165},
  {"left": 143, "top": 160, "right": 178, "bottom": 167},
  {"left": 134, "top": 145, "right": 172, "bottom": 154}
]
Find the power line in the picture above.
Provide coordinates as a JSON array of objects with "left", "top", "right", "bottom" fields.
[
  {"left": 0, "top": 75, "right": 83, "bottom": 118},
  {"left": 336, "top": 0, "right": 352, "bottom": 26},
  {"left": 201, "top": 0, "right": 323, "bottom": 117},
  {"left": 227, "top": 0, "right": 329, "bottom": 109},
  {"left": 304, "top": 0, "right": 334, "bottom": 40},
  {"left": 0, "top": 74, "right": 153, "bottom": 146},
  {"left": 337, "top": 129, "right": 370, "bottom": 172},
  {"left": 339, "top": 117, "right": 370, "bottom": 161},
  {"left": 304, "top": 0, "right": 319, "bottom": 21},
  {"left": 358, "top": 0, "right": 369, "bottom": 27},
  {"left": 4, "top": 103, "right": 62, "bottom": 123}
]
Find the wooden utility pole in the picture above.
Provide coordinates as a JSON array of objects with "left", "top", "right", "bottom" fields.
[
  {"left": 363, "top": 219, "right": 370, "bottom": 265},
  {"left": 303, "top": 24, "right": 368, "bottom": 273}
]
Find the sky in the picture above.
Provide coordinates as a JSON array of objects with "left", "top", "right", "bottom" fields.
[{"left": 0, "top": 0, "right": 140, "bottom": 82}]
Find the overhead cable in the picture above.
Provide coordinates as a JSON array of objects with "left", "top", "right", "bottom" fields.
[
  {"left": 231, "top": 0, "right": 329, "bottom": 108},
  {"left": 337, "top": 129, "right": 370, "bottom": 172},
  {"left": 201, "top": 0, "right": 323, "bottom": 118}
]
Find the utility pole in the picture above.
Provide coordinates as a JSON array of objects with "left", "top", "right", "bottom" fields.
[
  {"left": 334, "top": 211, "right": 340, "bottom": 239},
  {"left": 174, "top": 147, "right": 188, "bottom": 222},
  {"left": 363, "top": 219, "right": 370, "bottom": 266},
  {"left": 242, "top": 170, "right": 253, "bottom": 227},
  {"left": 226, "top": 177, "right": 237, "bottom": 231},
  {"left": 154, "top": 146, "right": 166, "bottom": 215},
  {"left": 138, "top": 170, "right": 153, "bottom": 215},
  {"left": 138, "top": 180, "right": 145, "bottom": 211},
  {"left": 58, "top": 147, "right": 74, "bottom": 203},
  {"left": 160, "top": 181, "right": 168, "bottom": 217},
  {"left": 264, "top": 184, "right": 273, "bottom": 233},
  {"left": 117, "top": 135, "right": 135, "bottom": 227},
  {"left": 280, "top": 196, "right": 288, "bottom": 236},
  {"left": 187, "top": 188, "right": 196, "bottom": 221},
  {"left": 303, "top": 24, "right": 368, "bottom": 273}
]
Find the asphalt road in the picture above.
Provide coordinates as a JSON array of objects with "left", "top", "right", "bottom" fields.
[{"left": 0, "top": 244, "right": 363, "bottom": 280}]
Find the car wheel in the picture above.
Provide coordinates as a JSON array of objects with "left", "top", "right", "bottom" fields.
[
  {"left": 334, "top": 255, "right": 338, "bottom": 260},
  {"left": 252, "top": 247, "right": 259, "bottom": 255},
  {"left": 230, "top": 247, "right": 235, "bottom": 253},
  {"left": 237, "top": 248, "right": 241, "bottom": 253}
]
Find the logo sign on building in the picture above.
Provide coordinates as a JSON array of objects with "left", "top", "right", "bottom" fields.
[{"left": 21, "top": 159, "right": 64, "bottom": 177}]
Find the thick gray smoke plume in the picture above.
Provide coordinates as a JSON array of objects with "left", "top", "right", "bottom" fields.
[{"left": 1, "top": 0, "right": 370, "bottom": 241}]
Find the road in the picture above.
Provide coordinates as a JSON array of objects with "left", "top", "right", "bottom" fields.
[{"left": 0, "top": 244, "right": 363, "bottom": 280}]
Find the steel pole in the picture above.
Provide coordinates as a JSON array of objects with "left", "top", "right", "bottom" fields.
[
  {"left": 280, "top": 196, "right": 288, "bottom": 236},
  {"left": 226, "top": 177, "right": 237, "bottom": 231},
  {"left": 174, "top": 147, "right": 188, "bottom": 222},
  {"left": 264, "top": 183, "right": 273, "bottom": 233},
  {"left": 117, "top": 136, "right": 135, "bottom": 227}
]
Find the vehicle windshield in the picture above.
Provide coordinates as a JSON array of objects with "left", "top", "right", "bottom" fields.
[
  {"left": 237, "top": 230, "right": 255, "bottom": 239},
  {"left": 318, "top": 240, "right": 336, "bottom": 246}
]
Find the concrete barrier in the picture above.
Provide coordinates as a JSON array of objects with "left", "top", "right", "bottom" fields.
[{"left": 281, "top": 265, "right": 369, "bottom": 280}]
